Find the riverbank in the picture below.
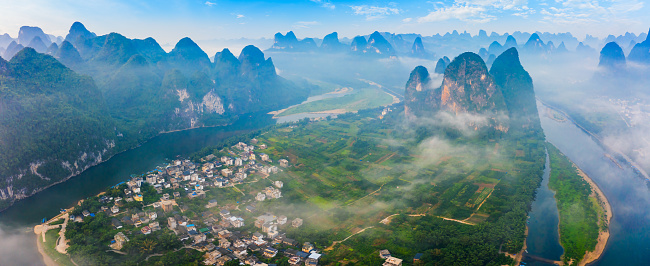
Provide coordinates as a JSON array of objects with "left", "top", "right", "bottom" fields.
[
  {"left": 36, "top": 234, "right": 58, "bottom": 266},
  {"left": 574, "top": 164, "right": 612, "bottom": 266},
  {"left": 547, "top": 143, "right": 611, "bottom": 265},
  {"left": 537, "top": 98, "right": 650, "bottom": 181}
]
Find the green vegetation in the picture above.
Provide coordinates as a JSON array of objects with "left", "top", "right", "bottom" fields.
[
  {"left": 41, "top": 228, "right": 75, "bottom": 266},
  {"left": 547, "top": 143, "right": 601, "bottom": 265},
  {"left": 143, "top": 249, "right": 204, "bottom": 265},
  {"left": 195, "top": 103, "right": 544, "bottom": 265},
  {"left": 0, "top": 32, "right": 313, "bottom": 210},
  {"left": 277, "top": 87, "right": 394, "bottom": 116},
  {"left": 0, "top": 48, "right": 116, "bottom": 196},
  {"left": 60, "top": 92, "right": 545, "bottom": 266}
]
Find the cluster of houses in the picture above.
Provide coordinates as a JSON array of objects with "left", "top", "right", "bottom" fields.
[
  {"left": 256, "top": 185, "right": 282, "bottom": 201},
  {"left": 201, "top": 213, "right": 318, "bottom": 266},
  {"left": 69, "top": 138, "right": 327, "bottom": 264},
  {"left": 127, "top": 140, "right": 288, "bottom": 199}
]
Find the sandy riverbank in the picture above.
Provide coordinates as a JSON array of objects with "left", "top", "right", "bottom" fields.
[
  {"left": 36, "top": 233, "right": 59, "bottom": 266},
  {"left": 574, "top": 164, "right": 612, "bottom": 266}
]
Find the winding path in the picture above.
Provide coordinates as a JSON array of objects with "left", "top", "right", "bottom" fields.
[{"left": 324, "top": 226, "right": 375, "bottom": 251}]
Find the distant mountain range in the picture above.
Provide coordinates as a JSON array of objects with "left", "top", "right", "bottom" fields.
[
  {"left": 264, "top": 29, "right": 649, "bottom": 77},
  {"left": 594, "top": 28, "right": 650, "bottom": 74},
  {"left": 269, "top": 30, "right": 399, "bottom": 58},
  {"left": 0, "top": 22, "right": 310, "bottom": 210}
]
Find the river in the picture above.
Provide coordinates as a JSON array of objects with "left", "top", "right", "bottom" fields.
[
  {"left": 2, "top": 102, "right": 650, "bottom": 265},
  {"left": 522, "top": 149, "right": 564, "bottom": 265},
  {"left": 534, "top": 102, "right": 650, "bottom": 265}
]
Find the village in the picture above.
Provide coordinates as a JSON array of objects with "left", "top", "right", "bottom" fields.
[
  {"left": 54, "top": 139, "right": 337, "bottom": 266},
  {"left": 33, "top": 116, "right": 416, "bottom": 266}
]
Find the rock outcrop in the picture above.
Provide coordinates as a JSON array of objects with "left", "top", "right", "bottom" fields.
[
  {"left": 405, "top": 49, "right": 540, "bottom": 132},
  {"left": 320, "top": 32, "right": 347, "bottom": 52},
  {"left": 434, "top": 56, "right": 450, "bottom": 74},
  {"left": 598, "top": 42, "right": 626, "bottom": 69},
  {"left": 489, "top": 48, "right": 539, "bottom": 129},
  {"left": 410, "top": 37, "right": 431, "bottom": 58}
]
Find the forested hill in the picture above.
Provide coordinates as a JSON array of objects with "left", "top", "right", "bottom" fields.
[
  {"left": 0, "top": 48, "right": 116, "bottom": 207},
  {"left": 0, "top": 22, "right": 311, "bottom": 210},
  {"left": 55, "top": 22, "right": 309, "bottom": 144}
]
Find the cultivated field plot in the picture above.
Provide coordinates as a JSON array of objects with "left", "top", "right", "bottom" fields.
[{"left": 254, "top": 113, "right": 521, "bottom": 236}]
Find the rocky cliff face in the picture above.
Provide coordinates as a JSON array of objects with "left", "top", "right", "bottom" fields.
[
  {"left": 489, "top": 48, "right": 539, "bottom": 130},
  {"left": 404, "top": 66, "right": 436, "bottom": 117},
  {"left": 440, "top": 52, "right": 506, "bottom": 117},
  {"left": 405, "top": 50, "right": 541, "bottom": 132},
  {"left": 599, "top": 42, "right": 626, "bottom": 69}
]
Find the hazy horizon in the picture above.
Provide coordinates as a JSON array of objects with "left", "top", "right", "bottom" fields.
[{"left": 1, "top": 0, "right": 649, "bottom": 55}]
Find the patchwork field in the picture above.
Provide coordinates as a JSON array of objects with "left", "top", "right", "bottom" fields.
[{"left": 237, "top": 106, "right": 546, "bottom": 264}]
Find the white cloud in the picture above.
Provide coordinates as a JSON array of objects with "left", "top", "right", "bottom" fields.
[
  {"left": 402, "top": 17, "right": 413, "bottom": 23},
  {"left": 539, "top": 0, "right": 643, "bottom": 25},
  {"left": 418, "top": 4, "right": 495, "bottom": 23},
  {"left": 350, "top": 5, "right": 401, "bottom": 20},
  {"left": 293, "top": 21, "right": 320, "bottom": 29},
  {"left": 310, "top": 0, "right": 335, "bottom": 10},
  {"left": 236, "top": 14, "right": 244, "bottom": 19},
  {"left": 204, "top": 1, "right": 216, "bottom": 7},
  {"left": 459, "top": 0, "right": 529, "bottom": 11},
  {"left": 416, "top": 0, "right": 536, "bottom": 23}
]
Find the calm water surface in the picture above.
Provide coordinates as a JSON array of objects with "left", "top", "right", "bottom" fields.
[
  {"left": 523, "top": 149, "right": 564, "bottom": 265},
  {"left": 537, "top": 102, "right": 650, "bottom": 265}
]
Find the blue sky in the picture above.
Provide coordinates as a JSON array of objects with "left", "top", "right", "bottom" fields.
[{"left": 1, "top": 0, "right": 648, "bottom": 48}]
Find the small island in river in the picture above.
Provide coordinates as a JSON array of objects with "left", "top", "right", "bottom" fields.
[{"left": 547, "top": 143, "right": 611, "bottom": 266}]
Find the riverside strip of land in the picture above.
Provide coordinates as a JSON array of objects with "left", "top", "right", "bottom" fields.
[
  {"left": 575, "top": 165, "right": 612, "bottom": 266},
  {"left": 547, "top": 143, "right": 611, "bottom": 266}
]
